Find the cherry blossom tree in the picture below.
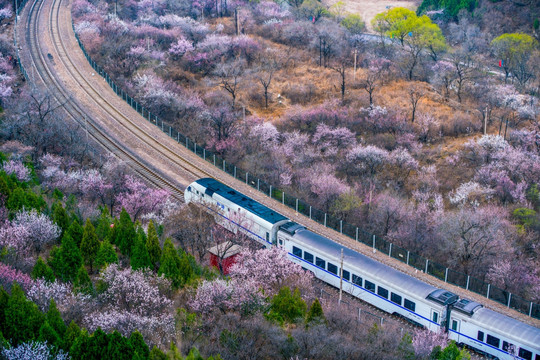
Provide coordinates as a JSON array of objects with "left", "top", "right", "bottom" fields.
[
  {"left": 345, "top": 144, "right": 389, "bottom": 178},
  {"left": 115, "top": 175, "right": 172, "bottom": 222},
  {"left": 412, "top": 329, "right": 448, "bottom": 359},
  {"left": 2, "top": 160, "right": 32, "bottom": 182},
  {"left": 311, "top": 124, "right": 356, "bottom": 159},
  {"left": 2, "top": 341, "right": 70, "bottom": 360},
  {"left": 229, "top": 247, "right": 314, "bottom": 297},
  {"left": 12, "top": 210, "right": 61, "bottom": 253},
  {"left": 0, "top": 263, "right": 35, "bottom": 292}
]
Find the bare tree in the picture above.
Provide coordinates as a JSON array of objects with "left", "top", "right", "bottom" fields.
[
  {"left": 255, "top": 51, "right": 280, "bottom": 108},
  {"left": 450, "top": 50, "right": 478, "bottom": 103},
  {"left": 214, "top": 60, "right": 246, "bottom": 109},
  {"left": 330, "top": 56, "right": 350, "bottom": 102},
  {"left": 409, "top": 85, "right": 424, "bottom": 123},
  {"left": 360, "top": 69, "right": 379, "bottom": 108}
]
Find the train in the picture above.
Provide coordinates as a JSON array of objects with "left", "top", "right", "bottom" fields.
[{"left": 184, "top": 177, "right": 540, "bottom": 360}]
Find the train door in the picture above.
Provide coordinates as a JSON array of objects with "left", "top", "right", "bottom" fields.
[{"left": 450, "top": 318, "right": 460, "bottom": 342}]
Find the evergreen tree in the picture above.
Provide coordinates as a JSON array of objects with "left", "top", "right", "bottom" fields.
[
  {"left": 115, "top": 208, "right": 137, "bottom": 256},
  {"left": 95, "top": 238, "right": 118, "bottom": 270},
  {"left": 74, "top": 265, "right": 94, "bottom": 294},
  {"left": 3, "top": 284, "right": 44, "bottom": 345},
  {"left": 81, "top": 219, "right": 100, "bottom": 273},
  {"left": 38, "top": 320, "right": 62, "bottom": 349},
  {"left": 67, "top": 219, "right": 84, "bottom": 247},
  {"left": 178, "top": 248, "right": 194, "bottom": 285},
  {"left": 131, "top": 233, "right": 152, "bottom": 271},
  {"left": 6, "top": 187, "right": 25, "bottom": 211},
  {"left": 397, "top": 332, "right": 416, "bottom": 360},
  {"left": 51, "top": 233, "right": 82, "bottom": 282},
  {"left": 167, "top": 342, "right": 182, "bottom": 360},
  {"left": 0, "top": 176, "right": 10, "bottom": 199},
  {"left": 31, "top": 256, "right": 55, "bottom": 282},
  {"left": 106, "top": 330, "right": 134, "bottom": 360},
  {"left": 63, "top": 321, "right": 82, "bottom": 352},
  {"left": 52, "top": 203, "right": 70, "bottom": 236},
  {"left": 88, "top": 328, "right": 110, "bottom": 359},
  {"left": 149, "top": 346, "right": 168, "bottom": 360},
  {"left": 146, "top": 220, "right": 161, "bottom": 271},
  {"left": 96, "top": 208, "right": 113, "bottom": 241},
  {"left": 46, "top": 299, "right": 66, "bottom": 338},
  {"left": 306, "top": 298, "right": 325, "bottom": 325},
  {"left": 437, "top": 341, "right": 471, "bottom": 360},
  {"left": 129, "top": 330, "right": 149, "bottom": 359},
  {"left": 69, "top": 329, "right": 91, "bottom": 360},
  {"left": 158, "top": 238, "right": 183, "bottom": 288},
  {"left": 185, "top": 348, "right": 206, "bottom": 360},
  {"left": 266, "top": 287, "right": 307, "bottom": 325}
]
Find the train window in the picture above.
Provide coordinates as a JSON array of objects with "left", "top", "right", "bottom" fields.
[
  {"left": 266, "top": 232, "right": 269, "bottom": 242},
  {"left": 342, "top": 269, "right": 350, "bottom": 281},
  {"left": 279, "top": 239, "right": 283, "bottom": 245},
  {"left": 304, "top": 251, "right": 314, "bottom": 263},
  {"left": 327, "top": 263, "right": 338, "bottom": 275},
  {"left": 391, "top": 293, "right": 402, "bottom": 305},
  {"left": 536, "top": 355, "right": 540, "bottom": 360},
  {"left": 404, "top": 299, "right": 416, "bottom": 312},
  {"left": 352, "top": 274, "right": 362, "bottom": 287},
  {"left": 187, "top": 186, "right": 191, "bottom": 192},
  {"left": 432, "top": 311, "right": 439, "bottom": 324},
  {"left": 316, "top": 257, "right": 326, "bottom": 269},
  {"left": 377, "top": 286, "right": 389, "bottom": 299},
  {"left": 365, "top": 280, "right": 376, "bottom": 292},
  {"left": 292, "top": 246, "right": 302, "bottom": 258},
  {"left": 518, "top": 348, "right": 532, "bottom": 360},
  {"left": 486, "top": 335, "right": 500, "bottom": 348},
  {"left": 477, "top": 331, "right": 484, "bottom": 342},
  {"left": 502, "top": 342, "right": 514, "bottom": 353},
  {"left": 451, "top": 320, "right": 459, "bottom": 332}
]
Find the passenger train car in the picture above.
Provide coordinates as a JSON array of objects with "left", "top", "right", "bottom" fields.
[{"left": 185, "top": 178, "right": 540, "bottom": 360}]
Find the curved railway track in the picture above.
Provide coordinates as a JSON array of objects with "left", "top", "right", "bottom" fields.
[
  {"left": 22, "top": 0, "right": 213, "bottom": 201},
  {"left": 18, "top": 0, "right": 540, "bottom": 328}
]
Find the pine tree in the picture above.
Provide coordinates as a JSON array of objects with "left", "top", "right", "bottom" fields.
[
  {"left": 46, "top": 299, "right": 66, "bottom": 338},
  {"left": 107, "top": 330, "right": 134, "bottom": 360},
  {"left": 88, "top": 328, "right": 110, "bottom": 359},
  {"left": 149, "top": 346, "right": 168, "bottom": 360},
  {"left": 67, "top": 219, "right": 84, "bottom": 247},
  {"left": 146, "top": 220, "right": 161, "bottom": 271},
  {"left": 81, "top": 219, "right": 100, "bottom": 273},
  {"left": 4, "top": 284, "right": 44, "bottom": 345},
  {"left": 178, "top": 248, "right": 194, "bottom": 285},
  {"left": 131, "top": 233, "right": 152, "bottom": 271},
  {"left": 306, "top": 298, "right": 325, "bottom": 325},
  {"left": 167, "top": 342, "right": 182, "bottom": 360},
  {"left": 129, "top": 330, "right": 149, "bottom": 359},
  {"left": 63, "top": 321, "right": 81, "bottom": 352},
  {"left": 38, "top": 320, "right": 62, "bottom": 349},
  {"left": 96, "top": 208, "right": 113, "bottom": 241},
  {"left": 51, "top": 233, "right": 82, "bottom": 282},
  {"left": 158, "top": 238, "right": 182, "bottom": 288},
  {"left": 52, "top": 203, "right": 70, "bottom": 236},
  {"left": 266, "top": 287, "right": 307, "bottom": 325},
  {"left": 31, "top": 256, "right": 55, "bottom": 282},
  {"left": 69, "top": 329, "right": 91, "bottom": 360},
  {"left": 115, "top": 208, "right": 136, "bottom": 256},
  {"left": 74, "top": 265, "right": 94, "bottom": 294},
  {"left": 95, "top": 238, "right": 118, "bottom": 270}
]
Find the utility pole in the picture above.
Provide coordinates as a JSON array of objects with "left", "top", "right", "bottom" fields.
[{"left": 339, "top": 248, "right": 344, "bottom": 304}]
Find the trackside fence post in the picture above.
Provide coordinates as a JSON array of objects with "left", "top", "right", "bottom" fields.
[
  {"left": 356, "top": 227, "right": 358, "bottom": 241},
  {"left": 406, "top": 251, "right": 410, "bottom": 265},
  {"left": 508, "top": 294, "right": 512, "bottom": 308},
  {"left": 425, "top": 259, "right": 429, "bottom": 274},
  {"left": 487, "top": 284, "right": 491, "bottom": 299},
  {"left": 466, "top": 275, "right": 470, "bottom": 290},
  {"left": 295, "top": 199, "right": 298, "bottom": 212},
  {"left": 389, "top": 243, "right": 392, "bottom": 257},
  {"left": 372, "top": 235, "right": 375, "bottom": 251},
  {"left": 445, "top": 268, "right": 448, "bottom": 282}
]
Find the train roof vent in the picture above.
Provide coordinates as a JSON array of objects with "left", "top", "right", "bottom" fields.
[
  {"left": 279, "top": 222, "right": 306, "bottom": 235},
  {"left": 427, "top": 289, "right": 459, "bottom": 305},
  {"left": 453, "top": 298, "right": 483, "bottom": 316}
]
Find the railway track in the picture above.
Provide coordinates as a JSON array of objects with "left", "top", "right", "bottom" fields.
[{"left": 22, "top": 0, "right": 214, "bottom": 201}]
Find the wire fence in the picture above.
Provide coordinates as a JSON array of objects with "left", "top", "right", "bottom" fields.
[{"left": 71, "top": 21, "right": 540, "bottom": 321}]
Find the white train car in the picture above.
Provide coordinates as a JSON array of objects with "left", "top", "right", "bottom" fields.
[
  {"left": 448, "top": 300, "right": 540, "bottom": 360},
  {"left": 277, "top": 222, "right": 448, "bottom": 331},
  {"left": 184, "top": 178, "right": 289, "bottom": 247}
]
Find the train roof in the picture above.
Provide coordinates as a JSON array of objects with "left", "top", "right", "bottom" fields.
[
  {"left": 287, "top": 226, "right": 438, "bottom": 299},
  {"left": 472, "top": 307, "right": 540, "bottom": 347},
  {"left": 193, "top": 178, "right": 288, "bottom": 224}
]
